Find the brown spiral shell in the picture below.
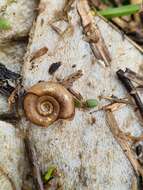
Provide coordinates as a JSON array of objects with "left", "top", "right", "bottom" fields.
[{"left": 23, "top": 82, "right": 75, "bottom": 127}]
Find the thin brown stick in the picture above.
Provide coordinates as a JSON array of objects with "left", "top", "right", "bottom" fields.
[
  {"left": 51, "top": 0, "right": 75, "bottom": 23},
  {"left": 60, "top": 70, "right": 83, "bottom": 100},
  {"left": 100, "top": 95, "right": 136, "bottom": 106},
  {"left": 126, "top": 134, "right": 143, "bottom": 143},
  {"left": 63, "top": 0, "right": 75, "bottom": 13},
  {"left": 50, "top": 24, "right": 63, "bottom": 35},
  {"left": 90, "top": 102, "right": 124, "bottom": 114},
  {"left": 104, "top": 102, "right": 126, "bottom": 111},
  {"left": 106, "top": 110, "right": 143, "bottom": 177},
  {"left": 68, "top": 88, "right": 83, "bottom": 101},
  {"left": 24, "top": 135, "right": 44, "bottom": 190}
]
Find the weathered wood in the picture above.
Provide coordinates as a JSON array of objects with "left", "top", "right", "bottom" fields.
[
  {"left": 0, "top": 121, "right": 26, "bottom": 190},
  {"left": 21, "top": 0, "right": 143, "bottom": 189},
  {"left": 0, "top": 0, "right": 143, "bottom": 189},
  {"left": 24, "top": 136, "right": 44, "bottom": 190}
]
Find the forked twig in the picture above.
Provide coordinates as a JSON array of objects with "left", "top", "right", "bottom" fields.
[
  {"left": 100, "top": 95, "right": 136, "bottom": 106},
  {"left": 117, "top": 69, "right": 143, "bottom": 118},
  {"left": 106, "top": 110, "right": 143, "bottom": 177},
  {"left": 77, "top": 0, "right": 111, "bottom": 66},
  {"left": 24, "top": 134, "right": 44, "bottom": 190}
]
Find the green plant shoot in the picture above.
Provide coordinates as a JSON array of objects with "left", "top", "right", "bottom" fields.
[{"left": 0, "top": 18, "right": 11, "bottom": 30}]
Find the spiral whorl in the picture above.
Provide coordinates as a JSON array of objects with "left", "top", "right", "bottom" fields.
[{"left": 23, "top": 82, "right": 75, "bottom": 127}]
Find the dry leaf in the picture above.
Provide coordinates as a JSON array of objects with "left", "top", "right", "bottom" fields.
[
  {"left": 30, "top": 47, "right": 48, "bottom": 61},
  {"left": 61, "top": 70, "right": 83, "bottom": 88}
]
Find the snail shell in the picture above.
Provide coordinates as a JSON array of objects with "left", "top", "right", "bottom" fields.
[{"left": 23, "top": 82, "right": 75, "bottom": 127}]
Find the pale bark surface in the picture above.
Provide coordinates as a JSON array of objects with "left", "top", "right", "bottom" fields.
[
  {"left": 0, "top": 0, "right": 37, "bottom": 43},
  {"left": 0, "top": 0, "right": 143, "bottom": 190},
  {"left": 0, "top": 121, "right": 25, "bottom": 190}
]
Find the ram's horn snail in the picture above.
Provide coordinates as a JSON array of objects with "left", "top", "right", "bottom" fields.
[{"left": 23, "top": 81, "right": 75, "bottom": 127}]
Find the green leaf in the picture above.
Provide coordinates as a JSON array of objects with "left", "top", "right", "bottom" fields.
[
  {"left": 0, "top": 18, "right": 11, "bottom": 30},
  {"left": 43, "top": 166, "right": 56, "bottom": 182},
  {"left": 85, "top": 99, "right": 98, "bottom": 108},
  {"left": 98, "top": 4, "right": 140, "bottom": 18}
]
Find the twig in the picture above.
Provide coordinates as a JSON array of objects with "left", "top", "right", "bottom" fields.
[
  {"left": 24, "top": 135, "right": 44, "bottom": 190},
  {"left": 51, "top": 0, "right": 75, "bottom": 23},
  {"left": 60, "top": 70, "right": 83, "bottom": 100},
  {"left": 100, "top": 95, "right": 136, "bottom": 106},
  {"left": 63, "top": 0, "right": 75, "bottom": 13},
  {"left": 50, "top": 24, "right": 63, "bottom": 36},
  {"left": 90, "top": 101, "right": 126, "bottom": 114},
  {"left": 61, "top": 70, "right": 83, "bottom": 88},
  {"left": 77, "top": 0, "right": 111, "bottom": 66},
  {"left": 106, "top": 110, "right": 143, "bottom": 177},
  {"left": 117, "top": 69, "right": 143, "bottom": 118},
  {"left": 124, "top": 68, "right": 143, "bottom": 86},
  {"left": 68, "top": 88, "right": 83, "bottom": 101},
  {"left": 126, "top": 134, "right": 143, "bottom": 143},
  {"left": 104, "top": 102, "right": 126, "bottom": 111}
]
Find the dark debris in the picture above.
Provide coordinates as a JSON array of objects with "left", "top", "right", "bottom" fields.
[
  {"left": 0, "top": 63, "right": 20, "bottom": 80},
  {"left": 0, "top": 63, "right": 21, "bottom": 96},
  {"left": 0, "top": 81, "right": 14, "bottom": 96},
  {"left": 48, "top": 62, "right": 61, "bottom": 75},
  {"left": 0, "top": 113, "right": 20, "bottom": 124}
]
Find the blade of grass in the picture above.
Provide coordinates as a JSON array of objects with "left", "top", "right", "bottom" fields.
[
  {"left": 98, "top": 4, "right": 140, "bottom": 18},
  {"left": 43, "top": 166, "right": 56, "bottom": 182}
]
